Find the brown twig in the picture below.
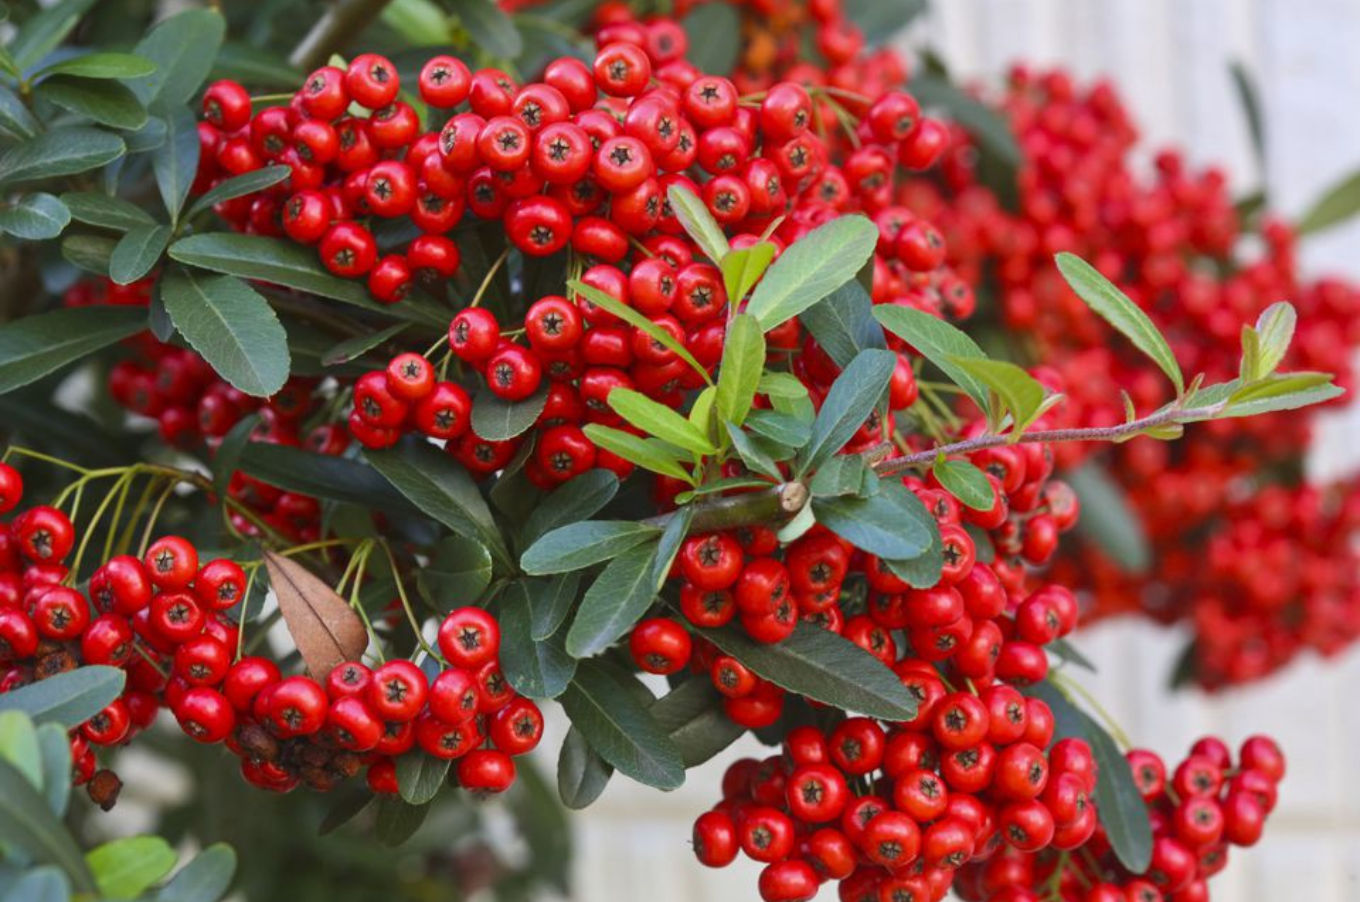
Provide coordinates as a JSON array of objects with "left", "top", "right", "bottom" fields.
[{"left": 289, "top": 0, "right": 395, "bottom": 72}]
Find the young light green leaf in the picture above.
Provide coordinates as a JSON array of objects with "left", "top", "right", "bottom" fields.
[
  {"left": 35, "top": 52, "right": 157, "bottom": 81},
  {"left": 607, "top": 388, "right": 715, "bottom": 455},
  {"left": 0, "top": 193, "right": 69, "bottom": 240},
  {"left": 746, "top": 215, "right": 880, "bottom": 331},
  {"left": 796, "top": 348, "right": 896, "bottom": 474},
  {"left": 108, "top": 224, "right": 171, "bottom": 286},
  {"left": 1223, "top": 371, "right": 1340, "bottom": 415},
  {"left": 689, "top": 385, "right": 717, "bottom": 445},
  {"left": 521, "top": 520, "right": 660, "bottom": 575},
  {"left": 0, "top": 307, "right": 145, "bottom": 394},
  {"left": 582, "top": 425, "right": 695, "bottom": 483},
  {"left": 570, "top": 279, "right": 712, "bottom": 384},
  {"left": 1250, "top": 301, "right": 1296, "bottom": 378},
  {"left": 560, "top": 661, "right": 682, "bottom": 789},
  {"left": 932, "top": 458, "right": 995, "bottom": 511},
  {"left": 86, "top": 836, "right": 176, "bottom": 899},
  {"left": 1297, "top": 169, "right": 1359, "bottom": 236},
  {"left": 872, "top": 304, "right": 991, "bottom": 413},
  {"left": 126, "top": 9, "right": 226, "bottom": 107},
  {"left": 0, "top": 127, "right": 125, "bottom": 186},
  {"left": 720, "top": 241, "right": 777, "bottom": 303},
  {"left": 949, "top": 356, "right": 1049, "bottom": 432},
  {"left": 716, "top": 313, "right": 765, "bottom": 426},
  {"left": 1054, "top": 252, "right": 1184, "bottom": 394},
  {"left": 35, "top": 77, "right": 147, "bottom": 130},
  {"left": 160, "top": 269, "right": 289, "bottom": 398},
  {"left": 666, "top": 184, "right": 730, "bottom": 264},
  {"left": 1238, "top": 324, "right": 1262, "bottom": 385}
]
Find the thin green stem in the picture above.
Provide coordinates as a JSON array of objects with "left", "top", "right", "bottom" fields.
[
  {"left": 236, "top": 565, "right": 258, "bottom": 661},
  {"left": 3, "top": 446, "right": 89, "bottom": 474},
  {"left": 66, "top": 470, "right": 134, "bottom": 583},
  {"left": 137, "top": 479, "right": 178, "bottom": 557},
  {"left": 378, "top": 540, "right": 441, "bottom": 662},
  {"left": 468, "top": 246, "right": 510, "bottom": 309}
]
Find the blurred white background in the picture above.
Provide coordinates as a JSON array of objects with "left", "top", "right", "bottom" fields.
[{"left": 564, "top": 1, "right": 1362, "bottom": 900}]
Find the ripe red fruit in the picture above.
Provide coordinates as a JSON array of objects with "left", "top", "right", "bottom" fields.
[
  {"left": 368, "top": 660, "right": 428, "bottom": 722},
  {"left": 628, "top": 618, "right": 692, "bottom": 675},
  {"left": 344, "top": 54, "right": 400, "bottom": 109},
  {"left": 457, "top": 748, "right": 516, "bottom": 792},
  {"left": 438, "top": 607, "right": 500, "bottom": 669},
  {"left": 692, "top": 810, "right": 739, "bottom": 867},
  {"left": 176, "top": 688, "right": 235, "bottom": 743},
  {"left": 0, "top": 462, "right": 24, "bottom": 513}
]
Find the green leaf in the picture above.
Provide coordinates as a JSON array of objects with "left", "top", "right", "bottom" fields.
[
  {"left": 746, "top": 410, "right": 810, "bottom": 447},
  {"left": 417, "top": 534, "right": 493, "bottom": 611},
  {"left": 1222, "top": 371, "right": 1341, "bottom": 416},
  {"left": 650, "top": 679, "right": 744, "bottom": 767},
  {"left": 320, "top": 323, "right": 408, "bottom": 367},
  {"left": 799, "top": 279, "right": 886, "bottom": 367},
  {"left": 746, "top": 215, "right": 880, "bottom": 332},
  {"left": 160, "top": 269, "right": 289, "bottom": 398},
  {"left": 907, "top": 72, "right": 1021, "bottom": 170},
  {"left": 365, "top": 442, "right": 510, "bottom": 567},
  {"left": 556, "top": 726, "right": 612, "bottom": 809},
  {"left": 498, "top": 580, "right": 577, "bottom": 697},
  {"left": 508, "top": 757, "right": 572, "bottom": 893},
  {"left": 1067, "top": 462, "right": 1150, "bottom": 573},
  {"left": 185, "top": 165, "right": 292, "bottom": 221},
  {"left": 1048, "top": 637, "right": 1097, "bottom": 673},
  {"left": 1229, "top": 61, "right": 1265, "bottom": 170},
  {"left": 0, "top": 192, "right": 69, "bottom": 239},
  {"left": 211, "top": 43, "right": 303, "bottom": 91},
  {"left": 1027, "top": 681, "right": 1153, "bottom": 873},
  {"left": 8, "top": 0, "right": 98, "bottom": 70},
  {"left": 523, "top": 470, "right": 619, "bottom": 546},
  {"left": 153, "top": 843, "right": 236, "bottom": 902},
  {"left": 451, "top": 0, "right": 523, "bottom": 57},
  {"left": 521, "top": 520, "right": 659, "bottom": 575},
  {"left": 812, "top": 490, "right": 933, "bottom": 560},
  {"left": 126, "top": 9, "right": 226, "bottom": 107},
  {"left": 1249, "top": 301, "right": 1296, "bottom": 379},
  {"left": 950, "top": 356, "right": 1049, "bottom": 431},
  {"left": 154, "top": 107, "right": 199, "bottom": 225},
  {"left": 36, "top": 724, "right": 71, "bottom": 817},
  {"left": 716, "top": 313, "right": 765, "bottom": 426},
  {"left": 582, "top": 424, "right": 694, "bottom": 483},
  {"left": 382, "top": 0, "right": 451, "bottom": 44},
  {"left": 0, "top": 666, "right": 125, "bottom": 728},
  {"left": 724, "top": 422, "right": 784, "bottom": 482},
  {"left": 844, "top": 0, "right": 927, "bottom": 46},
  {"left": 395, "top": 751, "right": 450, "bottom": 805},
  {"left": 62, "top": 191, "right": 155, "bottom": 231},
  {"left": 569, "top": 279, "right": 712, "bottom": 384},
  {"left": 239, "top": 442, "right": 408, "bottom": 511},
  {"left": 87, "top": 836, "right": 176, "bottom": 899},
  {"left": 809, "top": 454, "right": 875, "bottom": 498},
  {"left": 932, "top": 458, "right": 994, "bottom": 511},
  {"left": 797, "top": 348, "right": 896, "bottom": 473},
  {"left": 2, "top": 867, "right": 70, "bottom": 902},
  {"left": 528, "top": 572, "right": 581, "bottom": 641},
  {"left": 0, "top": 759, "right": 95, "bottom": 892},
  {"left": 471, "top": 385, "right": 549, "bottom": 441},
  {"left": 374, "top": 797, "right": 428, "bottom": 846},
  {"left": 317, "top": 789, "right": 373, "bottom": 837},
  {"left": 108, "top": 224, "right": 170, "bottom": 285},
  {"left": 698, "top": 621, "right": 918, "bottom": 720},
  {"left": 0, "top": 127, "right": 125, "bottom": 186},
  {"left": 1297, "top": 169, "right": 1360, "bottom": 236},
  {"left": 720, "top": 241, "right": 777, "bottom": 303},
  {"left": 666, "top": 184, "right": 730, "bottom": 264},
  {"left": 208, "top": 414, "right": 255, "bottom": 501},
  {"left": 36, "top": 76, "right": 147, "bottom": 130},
  {"left": 0, "top": 306, "right": 145, "bottom": 394},
  {"left": 681, "top": 1, "right": 742, "bottom": 74},
  {"left": 0, "top": 710, "right": 42, "bottom": 789},
  {"left": 560, "top": 661, "right": 683, "bottom": 790},
  {"left": 608, "top": 388, "right": 714, "bottom": 455},
  {"left": 650, "top": 505, "right": 693, "bottom": 591},
  {"left": 1054, "top": 252, "right": 1184, "bottom": 394},
  {"left": 35, "top": 52, "right": 157, "bottom": 80},
  {"left": 565, "top": 541, "right": 659, "bottom": 658},
  {"left": 61, "top": 232, "right": 117, "bottom": 275},
  {"left": 872, "top": 305, "right": 992, "bottom": 413},
  {"left": 0, "top": 84, "right": 41, "bottom": 140}
]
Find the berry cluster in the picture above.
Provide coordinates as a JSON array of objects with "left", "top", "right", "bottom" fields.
[
  {"left": 908, "top": 65, "right": 1360, "bottom": 687},
  {"left": 956, "top": 735, "right": 1287, "bottom": 901},
  {"left": 0, "top": 462, "right": 539, "bottom": 801}
]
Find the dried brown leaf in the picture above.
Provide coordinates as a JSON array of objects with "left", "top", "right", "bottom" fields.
[{"left": 263, "top": 550, "right": 367, "bottom": 678}]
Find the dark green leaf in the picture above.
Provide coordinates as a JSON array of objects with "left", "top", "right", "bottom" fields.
[
  {"left": 108, "top": 224, "right": 170, "bottom": 285},
  {"left": 451, "top": 0, "right": 523, "bottom": 58},
  {"left": 907, "top": 72, "right": 1021, "bottom": 170},
  {"left": 126, "top": 9, "right": 226, "bottom": 107},
  {"left": 844, "top": 0, "right": 926, "bottom": 47},
  {"left": 799, "top": 279, "right": 886, "bottom": 367},
  {"left": 522, "top": 470, "right": 620, "bottom": 546},
  {"left": 932, "top": 458, "right": 994, "bottom": 511},
  {"left": 1027, "top": 681, "right": 1153, "bottom": 872},
  {"left": 812, "top": 491, "right": 933, "bottom": 560},
  {"left": 725, "top": 422, "right": 785, "bottom": 481},
  {"left": 0, "top": 127, "right": 125, "bottom": 186},
  {"left": 565, "top": 541, "right": 659, "bottom": 658},
  {"left": 211, "top": 413, "right": 257, "bottom": 500},
  {"left": 1297, "top": 169, "right": 1359, "bottom": 236},
  {"left": 1229, "top": 61, "right": 1264, "bottom": 170},
  {"left": 698, "top": 621, "right": 918, "bottom": 720},
  {"left": 471, "top": 385, "right": 549, "bottom": 442},
  {"left": 796, "top": 348, "right": 896, "bottom": 473},
  {"left": 1167, "top": 640, "right": 1198, "bottom": 691},
  {"left": 1048, "top": 637, "right": 1097, "bottom": 673},
  {"left": 153, "top": 843, "right": 236, "bottom": 902},
  {"left": 185, "top": 165, "right": 291, "bottom": 222},
  {"left": 61, "top": 191, "right": 154, "bottom": 231},
  {"left": 0, "top": 192, "right": 69, "bottom": 239},
  {"left": 61, "top": 232, "right": 117, "bottom": 275},
  {"left": 560, "top": 661, "right": 684, "bottom": 789},
  {"left": 498, "top": 581, "right": 576, "bottom": 697},
  {"left": 528, "top": 572, "right": 581, "bottom": 641},
  {"left": 2, "top": 867, "right": 69, "bottom": 902},
  {"left": 0, "top": 710, "right": 41, "bottom": 789},
  {"left": 521, "top": 520, "right": 659, "bottom": 575},
  {"left": 35, "top": 724, "right": 71, "bottom": 817},
  {"left": 666, "top": 184, "right": 730, "bottom": 264},
  {"left": 36, "top": 76, "right": 147, "bottom": 130},
  {"left": 0, "top": 387, "right": 134, "bottom": 467},
  {"left": 716, "top": 313, "right": 765, "bottom": 426},
  {"left": 9, "top": 0, "right": 98, "bottom": 70},
  {"left": 1055, "top": 252, "right": 1184, "bottom": 394},
  {"left": 160, "top": 269, "right": 289, "bottom": 397},
  {"left": 746, "top": 410, "right": 810, "bottom": 448},
  {"left": 395, "top": 751, "right": 450, "bottom": 805},
  {"left": 581, "top": 424, "right": 694, "bottom": 483},
  {"left": 154, "top": 107, "right": 199, "bottom": 225},
  {"left": 374, "top": 797, "right": 428, "bottom": 847},
  {"left": 417, "top": 534, "right": 493, "bottom": 612},
  {"left": 746, "top": 216, "right": 880, "bottom": 331},
  {"left": 320, "top": 323, "right": 408, "bottom": 367},
  {"left": 0, "top": 306, "right": 145, "bottom": 394},
  {"left": 122, "top": 116, "right": 167, "bottom": 154},
  {"left": 1066, "top": 462, "right": 1150, "bottom": 573},
  {"left": 556, "top": 726, "right": 612, "bottom": 809},
  {"left": 950, "top": 356, "right": 1049, "bottom": 431},
  {"left": 240, "top": 442, "right": 409, "bottom": 510},
  {"left": 649, "top": 679, "right": 744, "bottom": 767},
  {"left": 0, "top": 84, "right": 41, "bottom": 140},
  {"left": 650, "top": 505, "right": 693, "bottom": 592},
  {"left": 151, "top": 277, "right": 178, "bottom": 339},
  {"left": 35, "top": 52, "right": 156, "bottom": 80},
  {"left": 872, "top": 304, "right": 991, "bottom": 413},
  {"left": 682, "top": 1, "right": 741, "bottom": 74},
  {"left": 881, "top": 545, "right": 942, "bottom": 590},
  {"left": 317, "top": 789, "right": 373, "bottom": 837},
  {"left": 809, "top": 454, "right": 875, "bottom": 498},
  {"left": 0, "top": 758, "right": 95, "bottom": 891},
  {"left": 86, "top": 836, "right": 176, "bottom": 899}
]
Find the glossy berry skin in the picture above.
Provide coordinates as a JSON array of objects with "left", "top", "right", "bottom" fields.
[
  {"left": 438, "top": 607, "right": 500, "bottom": 669},
  {"left": 629, "top": 618, "right": 692, "bottom": 675},
  {"left": 0, "top": 463, "right": 23, "bottom": 513},
  {"left": 194, "top": 558, "right": 246, "bottom": 611},
  {"left": 449, "top": 308, "right": 501, "bottom": 362},
  {"left": 692, "top": 810, "right": 739, "bottom": 868},
  {"left": 176, "top": 688, "right": 235, "bottom": 743},
  {"left": 368, "top": 660, "right": 428, "bottom": 722}
]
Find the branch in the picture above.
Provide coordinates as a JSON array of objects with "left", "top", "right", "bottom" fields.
[
  {"left": 289, "top": 0, "right": 394, "bottom": 72},
  {"left": 644, "top": 482, "right": 809, "bottom": 533}
]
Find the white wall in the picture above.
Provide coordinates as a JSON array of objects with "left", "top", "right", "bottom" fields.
[{"left": 565, "top": 3, "right": 1361, "bottom": 900}]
